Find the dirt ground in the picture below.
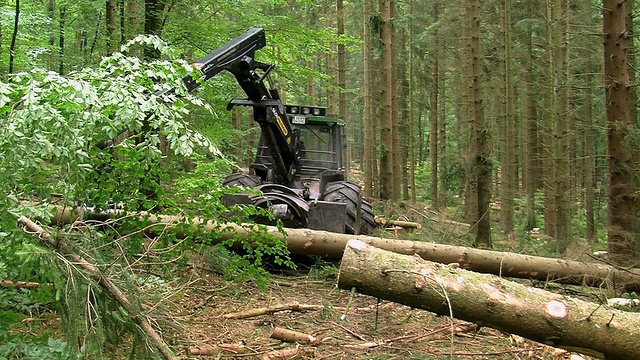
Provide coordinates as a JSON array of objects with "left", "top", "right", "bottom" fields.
[{"left": 172, "top": 263, "right": 589, "bottom": 360}]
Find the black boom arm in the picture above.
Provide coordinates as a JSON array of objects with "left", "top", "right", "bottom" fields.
[{"left": 184, "top": 27, "right": 301, "bottom": 184}]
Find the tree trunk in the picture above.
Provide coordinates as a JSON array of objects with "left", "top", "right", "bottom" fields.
[
  {"left": 543, "top": 1, "right": 555, "bottom": 239},
  {"left": 47, "top": 0, "right": 55, "bottom": 70},
  {"left": 500, "top": 0, "right": 515, "bottom": 236},
  {"left": 9, "top": 0, "right": 19, "bottom": 73},
  {"left": 429, "top": 0, "right": 439, "bottom": 208},
  {"left": 437, "top": 9, "right": 447, "bottom": 207},
  {"left": 337, "top": 240, "right": 640, "bottom": 360},
  {"left": 552, "top": 0, "right": 572, "bottom": 254},
  {"left": 378, "top": 0, "right": 393, "bottom": 200},
  {"left": 603, "top": 0, "right": 640, "bottom": 267},
  {"left": 58, "top": 5, "right": 66, "bottom": 74},
  {"left": 398, "top": 25, "right": 409, "bottom": 201},
  {"left": 336, "top": 0, "right": 348, "bottom": 175},
  {"left": 469, "top": 0, "right": 491, "bottom": 247},
  {"left": 106, "top": 0, "right": 119, "bottom": 53},
  {"left": 144, "top": 0, "right": 164, "bottom": 59},
  {"left": 390, "top": 0, "right": 401, "bottom": 201},
  {"left": 362, "top": 0, "right": 375, "bottom": 198},
  {"left": 524, "top": 1, "right": 538, "bottom": 230},
  {"left": 408, "top": 0, "right": 416, "bottom": 202},
  {"left": 46, "top": 208, "right": 640, "bottom": 291},
  {"left": 584, "top": 60, "right": 595, "bottom": 242}
]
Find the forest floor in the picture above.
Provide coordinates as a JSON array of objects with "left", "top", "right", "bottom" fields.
[{"left": 171, "top": 260, "right": 593, "bottom": 360}]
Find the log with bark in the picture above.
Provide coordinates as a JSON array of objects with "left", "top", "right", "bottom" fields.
[
  {"left": 48, "top": 208, "right": 640, "bottom": 292},
  {"left": 336, "top": 240, "right": 640, "bottom": 360}
]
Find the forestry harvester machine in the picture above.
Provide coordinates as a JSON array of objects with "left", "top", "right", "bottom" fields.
[{"left": 184, "top": 27, "right": 376, "bottom": 235}]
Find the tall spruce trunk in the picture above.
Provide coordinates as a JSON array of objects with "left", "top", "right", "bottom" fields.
[
  {"left": 524, "top": 1, "right": 538, "bottom": 230},
  {"left": 603, "top": 0, "right": 640, "bottom": 267},
  {"left": 378, "top": 0, "right": 394, "bottom": 200},
  {"left": 106, "top": 0, "right": 119, "bottom": 53},
  {"left": 337, "top": 0, "right": 348, "bottom": 174},
  {"left": 363, "top": 0, "right": 374, "bottom": 198},
  {"left": 584, "top": 61, "right": 595, "bottom": 242},
  {"left": 469, "top": 0, "right": 491, "bottom": 247},
  {"left": 552, "top": 0, "right": 572, "bottom": 254},
  {"left": 429, "top": 0, "right": 439, "bottom": 208}
]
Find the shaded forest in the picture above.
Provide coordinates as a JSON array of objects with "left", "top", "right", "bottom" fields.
[{"left": 1, "top": 0, "right": 640, "bottom": 359}]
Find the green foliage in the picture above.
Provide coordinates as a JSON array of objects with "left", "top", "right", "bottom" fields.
[
  {"left": 172, "top": 160, "right": 296, "bottom": 290},
  {"left": 0, "top": 34, "right": 295, "bottom": 357}
]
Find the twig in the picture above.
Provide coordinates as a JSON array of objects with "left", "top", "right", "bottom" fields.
[
  {"left": 0, "top": 280, "right": 42, "bottom": 289},
  {"left": 17, "top": 216, "right": 177, "bottom": 360},
  {"left": 223, "top": 302, "right": 323, "bottom": 319},
  {"left": 329, "top": 321, "right": 367, "bottom": 341},
  {"left": 340, "top": 287, "right": 356, "bottom": 321}
]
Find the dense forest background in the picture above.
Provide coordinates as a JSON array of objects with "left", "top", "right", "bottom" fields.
[
  {"left": 1, "top": 0, "right": 640, "bottom": 358},
  {"left": 1, "top": 0, "right": 639, "bottom": 261}
]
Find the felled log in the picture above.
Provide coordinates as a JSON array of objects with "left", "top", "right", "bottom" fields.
[
  {"left": 47, "top": 209, "right": 640, "bottom": 291},
  {"left": 336, "top": 240, "right": 640, "bottom": 360},
  {"left": 338, "top": 240, "right": 640, "bottom": 359},
  {"left": 374, "top": 216, "right": 422, "bottom": 229}
]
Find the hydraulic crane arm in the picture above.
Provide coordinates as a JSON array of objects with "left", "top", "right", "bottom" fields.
[{"left": 184, "top": 27, "right": 301, "bottom": 184}]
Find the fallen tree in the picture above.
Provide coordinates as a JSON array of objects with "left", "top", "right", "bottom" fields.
[
  {"left": 50, "top": 208, "right": 640, "bottom": 291},
  {"left": 336, "top": 240, "right": 640, "bottom": 360}
]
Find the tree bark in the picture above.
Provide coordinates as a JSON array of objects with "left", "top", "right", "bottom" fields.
[
  {"left": 9, "top": 0, "right": 19, "bottom": 73},
  {"left": 466, "top": 0, "right": 492, "bottom": 247},
  {"left": 336, "top": 0, "right": 348, "bottom": 175},
  {"left": 603, "top": 0, "right": 640, "bottom": 267},
  {"left": 58, "top": 5, "right": 66, "bottom": 74},
  {"left": 337, "top": 240, "right": 640, "bottom": 360},
  {"left": 106, "top": 0, "right": 119, "bottom": 53},
  {"left": 378, "top": 0, "right": 394, "bottom": 200},
  {"left": 429, "top": 0, "right": 438, "bottom": 208},
  {"left": 551, "top": 0, "right": 572, "bottom": 254},
  {"left": 144, "top": 0, "right": 164, "bottom": 59},
  {"left": 584, "top": 60, "right": 595, "bottom": 242},
  {"left": 362, "top": 0, "right": 373, "bottom": 198}
]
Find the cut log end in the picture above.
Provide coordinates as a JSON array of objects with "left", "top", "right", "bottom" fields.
[
  {"left": 347, "top": 239, "right": 368, "bottom": 250},
  {"left": 543, "top": 300, "right": 568, "bottom": 319}
]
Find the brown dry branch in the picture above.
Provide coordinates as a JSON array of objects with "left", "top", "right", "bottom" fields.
[
  {"left": 16, "top": 216, "right": 177, "bottom": 360},
  {"left": 0, "top": 280, "right": 42, "bottom": 289},
  {"left": 188, "top": 343, "right": 247, "bottom": 356},
  {"left": 374, "top": 216, "right": 422, "bottom": 229},
  {"left": 329, "top": 321, "right": 367, "bottom": 342},
  {"left": 261, "top": 345, "right": 314, "bottom": 360},
  {"left": 223, "top": 301, "right": 323, "bottom": 319},
  {"left": 270, "top": 327, "right": 321, "bottom": 345}
]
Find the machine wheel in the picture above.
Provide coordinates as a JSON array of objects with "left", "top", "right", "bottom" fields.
[
  {"left": 323, "top": 181, "right": 376, "bottom": 235},
  {"left": 222, "top": 173, "right": 261, "bottom": 189}
]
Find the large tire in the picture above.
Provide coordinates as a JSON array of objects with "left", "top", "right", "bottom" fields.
[
  {"left": 323, "top": 181, "right": 376, "bottom": 235},
  {"left": 220, "top": 173, "right": 261, "bottom": 209},
  {"left": 222, "top": 173, "right": 261, "bottom": 188}
]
